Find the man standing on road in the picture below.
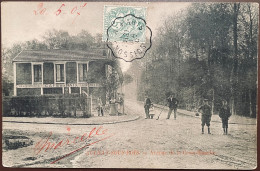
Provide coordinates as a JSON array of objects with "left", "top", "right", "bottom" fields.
[
  {"left": 219, "top": 99, "right": 231, "bottom": 135},
  {"left": 166, "top": 93, "right": 179, "bottom": 120},
  {"left": 144, "top": 95, "right": 152, "bottom": 119},
  {"left": 198, "top": 99, "right": 212, "bottom": 134}
]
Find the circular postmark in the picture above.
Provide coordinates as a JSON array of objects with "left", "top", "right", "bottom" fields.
[{"left": 106, "top": 14, "right": 152, "bottom": 62}]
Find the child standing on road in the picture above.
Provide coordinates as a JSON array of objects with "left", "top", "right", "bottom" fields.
[
  {"left": 198, "top": 99, "right": 212, "bottom": 134},
  {"left": 219, "top": 100, "right": 231, "bottom": 135},
  {"left": 149, "top": 104, "right": 155, "bottom": 119}
]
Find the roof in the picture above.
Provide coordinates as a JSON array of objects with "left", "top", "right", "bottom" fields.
[{"left": 13, "top": 49, "right": 112, "bottom": 62}]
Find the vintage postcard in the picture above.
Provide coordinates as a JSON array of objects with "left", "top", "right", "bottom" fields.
[{"left": 1, "top": 1, "right": 258, "bottom": 169}]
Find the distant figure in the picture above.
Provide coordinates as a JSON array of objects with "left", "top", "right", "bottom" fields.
[
  {"left": 166, "top": 93, "right": 179, "bottom": 120},
  {"left": 144, "top": 95, "right": 152, "bottom": 119},
  {"left": 117, "top": 93, "right": 124, "bottom": 114},
  {"left": 219, "top": 100, "right": 231, "bottom": 135},
  {"left": 198, "top": 99, "right": 212, "bottom": 134},
  {"left": 97, "top": 97, "right": 104, "bottom": 116},
  {"left": 109, "top": 96, "right": 118, "bottom": 115},
  {"left": 149, "top": 104, "right": 155, "bottom": 119}
]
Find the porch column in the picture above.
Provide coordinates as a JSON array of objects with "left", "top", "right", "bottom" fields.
[
  {"left": 13, "top": 62, "right": 17, "bottom": 96},
  {"left": 76, "top": 62, "right": 79, "bottom": 83},
  {"left": 54, "top": 62, "right": 56, "bottom": 86},
  {"left": 41, "top": 63, "right": 43, "bottom": 95},
  {"left": 31, "top": 62, "right": 34, "bottom": 85}
]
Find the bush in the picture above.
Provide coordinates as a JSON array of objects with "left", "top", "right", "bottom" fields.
[{"left": 2, "top": 95, "right": 91, "bottom": 117}]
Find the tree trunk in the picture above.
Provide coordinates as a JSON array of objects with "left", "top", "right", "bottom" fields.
[
  {"left": 248, "top": 4, "right": 253, "bottom": 59},
  {"left": 212, "top": 88, "right": 214, "bottom": 115},
  {"left": 177, "top": 36, "right": 181, "bottom": 78},
  {"left": 249, "top": 89, "right": 252, "bottom": 117},
  {"left": 230, "top": 97, "right": 236, "bottom": 115},
  {"left": 230, "top": 3, "right": 240, "bottom": 115}
]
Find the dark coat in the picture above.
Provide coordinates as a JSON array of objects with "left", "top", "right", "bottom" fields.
[
  {"left": 144, "top": 98, "right": 152, "bottom": 108},
  {"left": 167, "top": 97, "right": 178, "bottom": 109},
  {"left": 219, "top": 106, "right": 231, "bottom": 120},
  {"left": 199, "top": 104, "right": 212, "bottom": 117}
]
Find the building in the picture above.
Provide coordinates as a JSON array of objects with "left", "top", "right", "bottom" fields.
[{"left": 12, "top": 49, "right": 115, "bottom": 104}]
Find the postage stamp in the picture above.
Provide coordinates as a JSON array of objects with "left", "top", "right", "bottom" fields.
[
  {"left": 107, "top": 14, "right": 146, "bottom": 43},
  {"left": 103, "top": 5, "right": 147, "bottom": 42},
  {"left": 106, "top": 13, "right": 152, "bottom": 62},
  {"left": 104, "top": 6, "right": 152, "bottom": 62}
]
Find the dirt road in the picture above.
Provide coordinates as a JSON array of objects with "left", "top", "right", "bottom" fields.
[{"left": 2, "top": 99, "right": 257, "bottom": 169}]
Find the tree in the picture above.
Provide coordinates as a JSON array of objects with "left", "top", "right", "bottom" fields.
[
  {"left": 135, "top": 2, "right": 258, "bottom": 117},
  {"left": 43, "top": 29, "right": 71, "bottom": 49}
]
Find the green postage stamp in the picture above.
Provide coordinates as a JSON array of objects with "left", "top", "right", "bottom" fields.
[{"left": 103, "top": 5, "right": 147, "bottom": 42}]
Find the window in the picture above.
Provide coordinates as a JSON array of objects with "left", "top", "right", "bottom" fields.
[
  {"left": 33, "top": 64, "right": 42, "bottom": 82},
  {"left": 16, "top": 63, "right": 32, "bottom": 84},
  {"left": 56, "top": 64, "right": 64, "bottom": 82},
  {"left": 78, "top": 63, "right": 88, "bottom": 82}
]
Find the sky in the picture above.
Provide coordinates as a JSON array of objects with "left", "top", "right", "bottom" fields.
[{"left": 1, "top": 1, "right": 190, "bottom": 71}]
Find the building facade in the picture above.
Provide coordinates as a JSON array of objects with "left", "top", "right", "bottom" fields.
[{"left": 13, "top": 49, "right": 114, "bottom": 104}]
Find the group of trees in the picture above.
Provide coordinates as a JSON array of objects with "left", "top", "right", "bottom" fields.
[
  {"left": 137, "top": 3, "right": 258, "bottom": 117},
  {"left": 2, "top": 29, "right": 124, "bottom": 100}
]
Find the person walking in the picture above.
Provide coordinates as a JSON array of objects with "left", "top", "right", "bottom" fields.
[
  {"left": 198, "top": 99, "right": 212, "bottom": 134},
  {"left": 219, "top": 99, "right": 231, "bottom": 135},
  {"left": 166, "top": 93, "right": 179, "bottom": 120},
  {"left": 144, "top": 95, "right": 152, "bottom": 119},
  {"left": 97, "top": 97, "right": 104, "bottom": 116}
]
